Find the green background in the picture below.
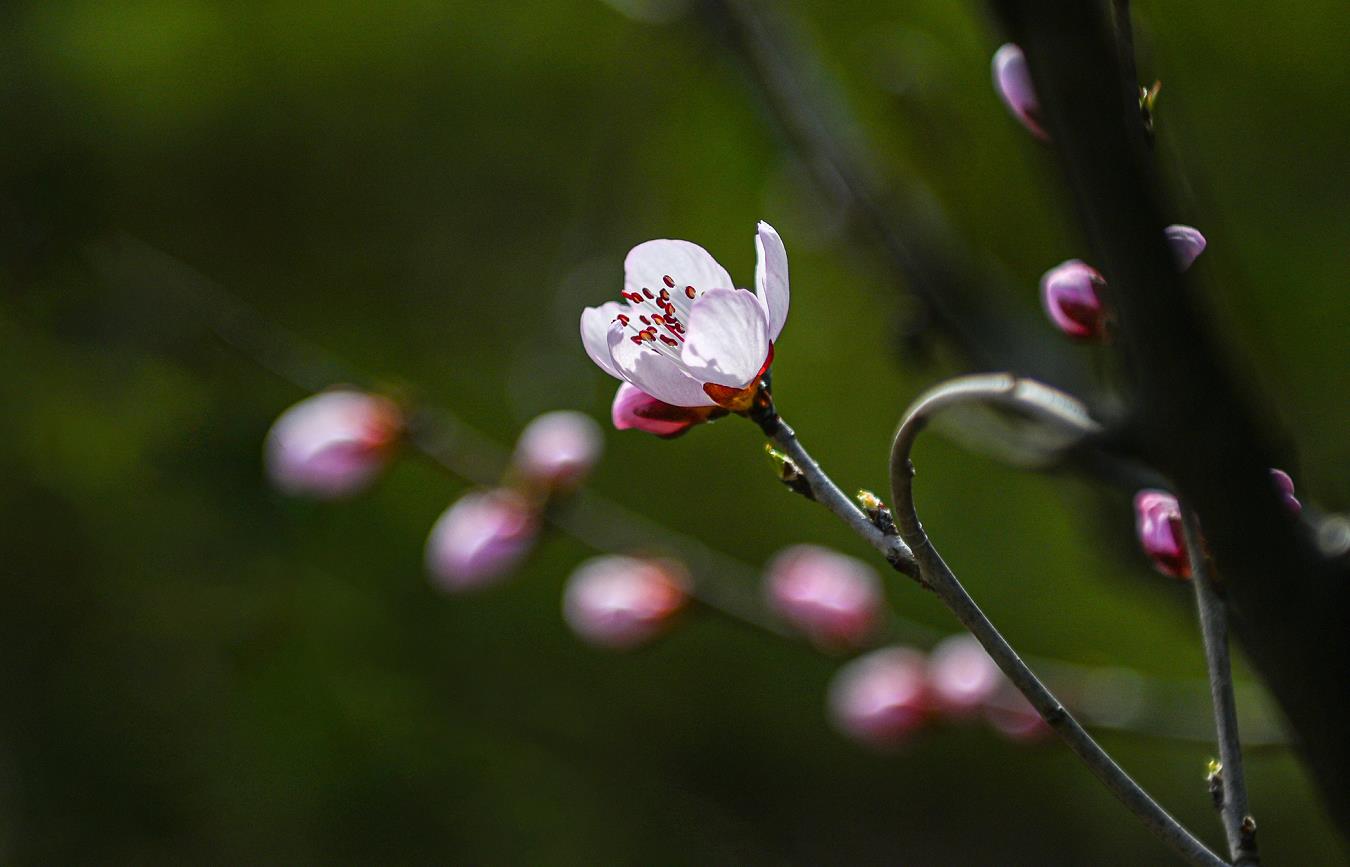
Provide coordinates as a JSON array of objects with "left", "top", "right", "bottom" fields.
[{"left": 1, "top": 1, "right": 1346, "bottom": 863}]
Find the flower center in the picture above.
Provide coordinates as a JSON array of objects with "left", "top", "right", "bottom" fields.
[{"left": 615, "top": 273, "right": 701, "bottom": 363}]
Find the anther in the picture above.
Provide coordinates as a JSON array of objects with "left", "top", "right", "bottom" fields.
[{"left": 662, "top": 275, "right": 675, "bottom": 288}]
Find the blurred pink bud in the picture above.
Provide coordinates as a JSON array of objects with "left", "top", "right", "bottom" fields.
[
  {"left": 1041, "top": 260, "right": 1109, "bottom": 341},
  {"left": 425, "top": 489, "right": 538, "bottom": 592},
  {"left": 513, "top": 410, "right": 603, "bottom": 491},
  {"left": 1270, "top": 468, "right": 1302, "bottom": 516},
  {"left": 927, "top": 634, "right": 1002, "bottom": 717},
  {"left": 1133, "top": 489, "right": 1190, "bottom": 579},
  {"left": 992, "top": 43, "right": 1048, "bottom": 140},
  {"left": 562, "top": 555, "right": 689, "bottom": 649},
  {"left": 828, "top": 647, "right": 931, "bottom": 749},
  {"left": 984, "top": 684, "right": 1051, "bottom": 742},
  {"left": 1164, "top": 224, "right": 1207, "bottom": 271},
  {"left": 764, "top": 545, "right": 884, "bottom": 650},
  {"left": 611, "top": 382, "right": 720, "bottom": 438},
  {"left": 264, "top": 389, "right": 402, "bottom": 499}
]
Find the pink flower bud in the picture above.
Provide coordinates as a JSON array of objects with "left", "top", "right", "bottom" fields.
[
  {"left": 992, "top": 43, "right": 1048, "bottom": 141},
  {"left": 927, "top": 634, "right": 1002, "bottom": 717},
  {"left": 1164, "top": 224, "right": 1207, "bottom": 271},
  {"left": 1270, "top": 468, "right": 1302, "bottom": 516},
  {"left": 264, "top": 390, "right": 402, "bottom": 499},
  {"left": 611, "top": 382, "right": 720, "bottom": 438},
  {"left": 764, "top": 545, "right": 884, "bottom": 650},
  {"left": 828, "top": 647, "right": 931, "bottom": 749},
  {"left": 1133, "top": 489, "right": 1190, "bottom": 579},
  {"left": 562, "top": 555, "right": 689, "bottom": 649},
  {"left": 1041, "top": 259, "right": 1109, "bottom": 341},
  {"left": 425, "top": 489, "right": 538, "bottom": 592},
  {"left": 984, "top": 683, "right": 1051, "bottom": 742},
  {"left": 512, "top": 410, "right": 603, "bottom": 491}
]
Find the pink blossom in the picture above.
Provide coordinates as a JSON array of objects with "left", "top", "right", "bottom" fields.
[
  {"left": 1041, "top": 259, "right": 1109, "bottom": 341},
  {"left": 764, "top": 545, "right": 884, "bottom": 650},
  {"left": 927, "top": 634, "right": 1002, "bottom": 717},
  {"left": 264, "top": 390, "right": 402, "bottom": 499},
  {"left": 1270, "top": 468, "right": 1302, "bottom": 516},
  {"left": 581, "top": 222, "right": 789, "bottom": 412},
  {"left": 992, "top": 43, "right": 1048, "bottom": 141},
  {"left": 828, "top": 647, "right": 931, "bottom": 749},
  {"left": 1133, "top": 489, "right": 1190, "bottom": 579},
  {"left": 1164, "top": 224, "right": 1207, "bottom": 271},
  {"left": 512, "top": 410, "right": 603, "bottom": 491},
  {"left": 425, "top": 489, "right": 538, "bottom": 592},
  {"left": 562, "top": 555, "right": 689, "bottom": 649},
  {"left": 611, "top": 382, "right": 724, "bottom": 438}
]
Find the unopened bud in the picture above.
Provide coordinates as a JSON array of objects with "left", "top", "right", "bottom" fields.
[
  {"left": 1041, "top": 260, "right": 1109, "bottom": 341},
  {"left": 425, "top": 489, "right": 538, "bottom": 592},
  {"left": 1164, "top": 224, "right": 1207, "bottom": 271},
  {"left": 1133, "top": 489, "right": 1190, "bottom": 579},
  {"left": 513, "top": 410, "right": 603, "bottom": 492},
  {"left": 828, "top": 647, "right": 931, "bottom": 749},
  {"left": 992, "top": 43, "right": 1048, "bottom": 141},
  {"left": 764, "top": 545, "right": 884, "bottom": 650},
  {"left": 562, "top": 555, "right": 689, "bottom": 649},
  {"left": 927, "top": 634, "right": 1002, "bottom": 717},
  {"left": 1270, "top": 468, "right": 1302, "bottom": 516},
  {"left": 264, "top": 389, "right": 402, "bottom": 499}
]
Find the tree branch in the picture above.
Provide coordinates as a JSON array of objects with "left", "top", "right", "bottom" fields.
[
  {"left": 991, "top": 0, "right": 1350, "bottom": 829},
  {"left": 1183, "top": 509, "right": 1259, "bottom": 866}
]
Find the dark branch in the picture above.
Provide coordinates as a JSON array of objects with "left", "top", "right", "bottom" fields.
[{"left": 992, "top": 0, "right": 1350, "bottom": 830}]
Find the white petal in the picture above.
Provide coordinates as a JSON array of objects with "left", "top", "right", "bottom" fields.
[
  {"left": 754, "top": 221, "right": 789, "bottom": 340},
  {"left": 625, "top": 239, "right": 733, "bottom": 301},
  {"left": 607, "top": 324, "right": 717, "bottom": 408},
  {"left": 680, "top": 288, "right": 770, "bottom": 388},
  {"left": 580, "top": 302, "right": 625, "bottom": 380}
]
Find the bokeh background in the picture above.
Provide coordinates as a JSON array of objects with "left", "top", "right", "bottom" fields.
[{"left": 2, "top": 1, "right": 1346, "bottom": 864}]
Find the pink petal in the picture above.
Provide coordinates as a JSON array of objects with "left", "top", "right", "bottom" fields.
[
  {"left": 680, "top": 288, "right": 770, "bottom": 389},
  {"left": 611, "top": 382, "right": 711, "bottom": 437},
  {"left": 1164, "top": 224, "right": 1207, "bottom": 272},
  {"left": 624, "top": 239, "right": 734, "bottom": 304},
  {"left": 607, "top": 323, "right": 717, "bottom": 408},
  {"left": 754, "top": 221, "right": 790, "bottom": 341},
  {"left": 992, "top": 43, "right": 1048, "bottom": 141},
  {"left": 581, "top": 302, "right": 626, "bottom": 380}
]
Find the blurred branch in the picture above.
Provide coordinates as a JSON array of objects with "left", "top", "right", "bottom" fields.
[
  {"left": 1184, "top": 509, "right": 1259, "bottom": 866},
  {"left": 991, "top": 0, "right": 1350, "bottom": 830},
  {"left": 887, "top": 374, "right": 1225, "bottom": 867},
  {"left": 87, "top": 234, "right": 1289, "bottom": 751}
]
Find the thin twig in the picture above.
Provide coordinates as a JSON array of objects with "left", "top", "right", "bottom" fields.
[
  {"left": 1183, "top": 509, "right": 1259, "bottom": 866},
  {"left": 883, "top": 374, "right": 1225, "bottom": 867}
]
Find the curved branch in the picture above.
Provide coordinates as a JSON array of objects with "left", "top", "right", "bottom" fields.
[{"left": 888, "top": 374, "right": 1226, "bottom": 867}]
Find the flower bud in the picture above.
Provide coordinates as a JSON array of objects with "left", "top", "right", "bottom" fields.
[
  {"left": 264, "top": 389, "right": 402, "bottom": 499},
  {"left": 611, "top": 382, "right": 720, "bottom": 438},
  {"left": 1164, "top": 224, "right": 1207, "bottom": 271},
  {"left": 1041, "top": 260, "right": 1109, "bottom": 341},
  {"left": 984, "top": 684, "right": 1050, "bottom": 742},
  {"left": 512, "top": 410, "right": 603, "bottom": 492},
  {"left": 992, "top": 43, "right": 1048, "bottom": 141},
  {"left": 1270, "top": 468, "right": 1302, "bottom": 516},
  {"left": 764, "top": 545, "right": 884, "bottom": 650},
  {"left": 927, "top": 634, "right": 1001, "bottom": 717},
  {"left": 828, "top": 647, "right": 930, "bottom": 749},
  {"left": 1133, "top": 489, "right": 1190, "bottom": 579},
  {"left": 562, "top": 555, "right": 689, "bottom": 649},
  {"left": 425, "top": 489, "right": 538, "bottom": 592}
]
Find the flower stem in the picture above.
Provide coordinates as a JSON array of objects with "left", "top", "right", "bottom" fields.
[{"left": 1182, "top": 509, "right": 1259, "bottom": 866}]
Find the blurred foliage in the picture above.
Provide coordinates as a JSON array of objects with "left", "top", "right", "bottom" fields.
[{"left": 0, "top": 1, "right": 1346, "bottom": 864}]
